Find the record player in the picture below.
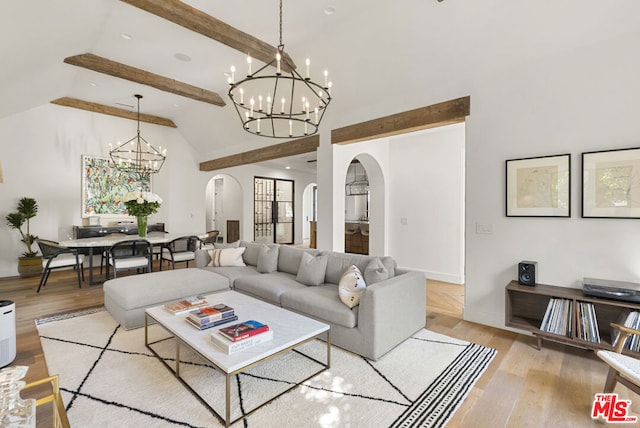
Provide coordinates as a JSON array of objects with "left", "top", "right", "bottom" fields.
[{"left": 582, "top": 277, "right": 640, "bottom": 304}]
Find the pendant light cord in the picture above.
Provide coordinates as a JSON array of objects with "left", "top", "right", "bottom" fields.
[{"left": 278, "top": 0, "right": 283, "bottom": 49}]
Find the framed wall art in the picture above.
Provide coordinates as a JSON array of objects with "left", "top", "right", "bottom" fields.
[
  {"left": 81, "top": 155, "right": 151, "bottom": 217},
  {"left": 505, "top": 154, "right": 571, "bottom": 217},
  {"left": 582, "top": 147, "right": 640, "bottom": 218}
]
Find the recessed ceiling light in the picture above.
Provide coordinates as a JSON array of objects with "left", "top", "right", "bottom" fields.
[
  {"left": 285, "top": 166, "right": 291, "bottom": 170},
  {"left": 323, "top": 6, "right": 335, "bottom": 15},
  {"left": 174, "top": 53, "right": 192, "bottom": 62},
  {"left": 89, "top": 82, "right": 97, "bottom": 87},
  {"left": 121, "top": 33, "right": 133, "bottom": 40}
]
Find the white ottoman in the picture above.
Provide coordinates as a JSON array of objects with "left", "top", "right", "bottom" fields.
[{"left": 104, "top": 268, "right": 230, "bottom": 329}]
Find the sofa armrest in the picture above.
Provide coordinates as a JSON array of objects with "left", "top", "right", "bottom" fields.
[
  {"left": 195, "top": 249, "right": 211, "bottom": 268},
  {"left": 357, "top": 270, "right": 426, "bottom": 358}
]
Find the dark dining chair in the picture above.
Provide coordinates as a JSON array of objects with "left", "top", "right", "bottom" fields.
[
  {"left": 200, "top": 230, "right": 220, "bottom": 251},
  {"left": 160, "top": 235, "right": 200, "bottom": 270},
  {"left": 106, "top": 239, "right": 153, "bottom": 279},
  {"left": 36, "top": 239, "right": 84, "bottom": 293}
]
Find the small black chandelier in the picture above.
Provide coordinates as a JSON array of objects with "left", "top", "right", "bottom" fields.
[
  {"left": 227, "top": 0, "right": 332, "bottom": 138},
  {"left": 109, "top": 94, "right": 166, "bottom": 178}
]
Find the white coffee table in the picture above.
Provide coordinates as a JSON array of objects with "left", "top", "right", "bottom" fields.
[{"left": 144, "top": 290, "right": 331, "bottom": 427}]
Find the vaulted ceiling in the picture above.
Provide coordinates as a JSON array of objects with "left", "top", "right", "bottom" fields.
[{"left": 2, "top": 0, "right": 639, "bottom": 164}]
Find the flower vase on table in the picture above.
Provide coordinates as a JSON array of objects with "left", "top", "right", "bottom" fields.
[
  {"left": 137, "top": 215, "right": 148, "bottom": 237},
  {"left": 121, "top": 191, "right": 162, "bottom": 240}
]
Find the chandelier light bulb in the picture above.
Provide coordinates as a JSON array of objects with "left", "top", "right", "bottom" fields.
[
  {"left": 276, "top": 53, "right": 282, "bottom": 75},
  {"left": 239, "top": 88, "right": 244, "bottom": 105},
  {"left": 305, "top": 58, "right": 310, "bottom": 79},
  {"left": 281, "top": 97, "right": 286, "bottom": 114},
  {"left": 230, "top": 65, "right": 236, "bottom": 83},
  {"left": 258, "top": 95, "right": 263, "bottom": 111},
  {"left": 246, "top": 54, "right": 252, "bottom": 76},
  {"left": 324, "top": 70, "right": 328, "bottom": 88}
]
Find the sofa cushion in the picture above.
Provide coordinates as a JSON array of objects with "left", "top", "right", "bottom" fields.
[
  {"left": 380, "top": 256, "right": 397, "bottom": 278},
  {"left": 324, "top": 252, "right": 374, "bottom": 284},
  {"left": 364, "top": 257, "right": 389, "bottom": 285},
  {"left": 281, "top": 285, "right": 359, "bottom": 328},
  {"left": 338, "top": 265, "right": 367, "bottom": 308},
  {"left": 234, "top": 271, "right": 307, "bottom": 304},
  {"left": 199, "top": 265, "right": 260, "bottom": 286},
  {"left": 207, "top": 247, "right": 246, "bottom": 267},
  {"left": 214, "top": 241, "right": 240, "bottom": 249},
  {"left": 240, "top": 241, "right": 264, "bottom": 266},
  {"left": 296, "top": 252, "right": 328, "bottom": 286},
  {"left": 277, "top": 246, "right": 319, "bottom": 276},
  {"left": 257, "top": 244, "right": 279, "bottom": 273}
]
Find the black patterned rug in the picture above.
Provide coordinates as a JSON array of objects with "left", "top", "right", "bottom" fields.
[{"left": 36, "top": 309, "right": 496, "bottom": 427}]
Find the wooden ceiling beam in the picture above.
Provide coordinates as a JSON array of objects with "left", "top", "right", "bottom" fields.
[
  {"left": 51, "top": 97, "right": 177, "bottom": 128},
  {"left": 331, "top": 96, "right": 470, "bottom": 145},
  {"left": 200, "top": 135, "right": 319, "bottom": 171},
  {"left": 120, "top": 0, "right": 296, "bottom": 72},
  {"left": 64, "top": 53, "right": 225, "bottom": 107}
]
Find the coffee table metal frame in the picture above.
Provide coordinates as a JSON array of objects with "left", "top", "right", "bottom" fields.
[{"left": 144, "top": 293, "right": 330, "bottom": 427}]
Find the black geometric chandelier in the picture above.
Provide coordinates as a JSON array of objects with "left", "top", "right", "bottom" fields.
[
  {"left": 109, "top": 94, "right": 166, "bottom": 178},
  {"left": 227, "top": 0, "right": 332, "bottom": 138}
]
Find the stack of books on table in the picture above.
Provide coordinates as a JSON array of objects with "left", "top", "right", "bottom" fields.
[
  {"left": 164, "top": 296, "right": 210, "bottom": 315},
  {"left": 210, "top": 320, "right": 273, "bottom": 354},
  {"left": 185, "top": 304, "right": 238, "bottom": 330}
]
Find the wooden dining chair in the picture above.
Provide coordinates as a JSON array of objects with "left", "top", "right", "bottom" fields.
[
  {"left": 35, "top": 239, "right": 84, "bottom": 292},
  {"left": 596, "top": 323, "right": 640, "bottom": 395}
]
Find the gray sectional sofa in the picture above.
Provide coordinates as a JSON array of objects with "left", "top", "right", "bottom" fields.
[{"left": 195, "top": 241, "right": 426, "bottom": 360}]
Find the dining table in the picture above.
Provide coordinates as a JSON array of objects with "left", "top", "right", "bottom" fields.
[{"left": 59, "top": 232, "right": 206, "bottom": 285}]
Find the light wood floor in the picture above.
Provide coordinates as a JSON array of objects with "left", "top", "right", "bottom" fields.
[{"left": 1, "top": 267, "right": 637, "bottom": 427}]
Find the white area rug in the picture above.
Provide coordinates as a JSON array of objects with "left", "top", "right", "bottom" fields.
[{"left": 36, "top": 309, "right": 496, "bottom": 427}]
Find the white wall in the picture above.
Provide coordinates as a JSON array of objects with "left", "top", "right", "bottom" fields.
[
  {"left": 464, "top": 31, "right": 640, "bottom": 329},
  {"left": 388, "top": 124, "right": 465, "bottom": 284},
  {"left": 0, "top": 104, "right": 208, "bottom": 277}
]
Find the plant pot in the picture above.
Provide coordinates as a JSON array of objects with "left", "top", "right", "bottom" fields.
[{"left": 17, "top": 256, "right": 42, "bottom": 278}]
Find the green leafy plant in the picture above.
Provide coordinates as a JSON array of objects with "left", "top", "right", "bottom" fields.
[{"left": 5, "top": 197, "right": 39, "bottom": 257}]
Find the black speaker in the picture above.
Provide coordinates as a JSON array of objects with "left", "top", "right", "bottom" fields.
[{"left": 518, "top": 261, "right": 537, "bottom": 286}]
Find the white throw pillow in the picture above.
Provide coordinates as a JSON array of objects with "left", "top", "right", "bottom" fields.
[
  {"left": 338, "top": 265, "right": 367, "bottom": 308},
  {"left": 207, "top": 247, "right": 246, "bottom": 267}
]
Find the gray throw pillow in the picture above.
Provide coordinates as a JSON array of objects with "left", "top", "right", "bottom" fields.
[
  {"left": 364, "top": 257, "right": 389, "bottom": 285},
  {"left": 296, "top": 252, "right": 328, "bottom": 286},
  {"left": 214, "top": 241, "right": 240, "bottom": 249},
  {"left": 257, "top": 245, "right": 279, "bottom": 273}
]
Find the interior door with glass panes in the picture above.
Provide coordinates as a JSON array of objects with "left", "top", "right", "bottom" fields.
[{"left": 254, "top": 177, "right": 294, "bottom": 244}]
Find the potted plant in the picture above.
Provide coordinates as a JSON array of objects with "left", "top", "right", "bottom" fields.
[{"left": 5, "top": 197, "right": 42, "bottom": 277}]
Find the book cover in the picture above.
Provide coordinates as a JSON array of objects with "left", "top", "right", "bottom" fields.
[
  {"left": 185, "top": 315, "right": 239, "bottom": 331},
  {"left": 187, "top": 304, "right": 235, "bottom": 325},
  {"left": 211, "top": 329, "right": 274, "bottom": 354},
  {"left": 164, "top": 296, "right": 209, "bottom": 315},
  {"left": 218, "top": 320, "right": 270, "bottom": 342}
]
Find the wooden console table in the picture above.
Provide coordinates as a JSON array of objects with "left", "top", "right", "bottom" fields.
[{"left": 505, "top": 280, "right": 640, "bottom": 356}]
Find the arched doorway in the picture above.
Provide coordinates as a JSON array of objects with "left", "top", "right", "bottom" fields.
[
  {"left": 340, "top": 153, "right": 385, "bottom": 256},
  {"left": 205, "top": 174, "right": 243, "bottom": 243}
]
